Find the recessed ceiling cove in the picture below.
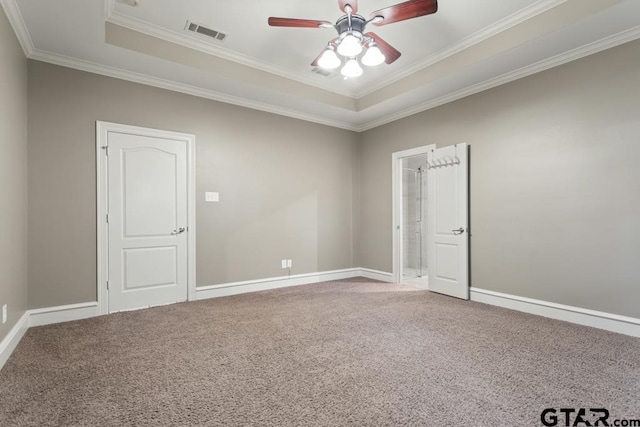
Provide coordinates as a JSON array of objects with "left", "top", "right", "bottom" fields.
[{"left": 5, "top": 0, "right": 640, "bottom": 130}]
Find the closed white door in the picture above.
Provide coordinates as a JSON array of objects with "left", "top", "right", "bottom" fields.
[
  {"left": 427, "top": 143, "right": 469, "bottom": 299},
  {"left": 107, "top": 131, "right": 188, "bottom": 312}
]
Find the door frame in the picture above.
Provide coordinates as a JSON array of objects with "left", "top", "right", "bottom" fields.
[
  {"left": 392, "top": 145, "right": 435, "bottom": 285},
  {"left": 96, "top": 121, "right": 197, "bottom": 315}
]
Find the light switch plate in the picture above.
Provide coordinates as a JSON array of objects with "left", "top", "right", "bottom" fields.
[
  {"left": 281, "top": 260, "right": 287, "bottom": 269},
  {"left": 205, "top": 192, "right": 219, "bottom": 202}
]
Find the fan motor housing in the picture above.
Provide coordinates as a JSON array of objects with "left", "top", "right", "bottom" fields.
[{"left": 336, "top": 14, "right": 366, "bottom": 35}]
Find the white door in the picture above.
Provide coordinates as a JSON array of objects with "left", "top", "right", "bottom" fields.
[
  {"left": 107, "top": 131, "right": 189, "bottom": 312},
  {"left": 427, "top": 143, "right": 469, "bottom": 299}
]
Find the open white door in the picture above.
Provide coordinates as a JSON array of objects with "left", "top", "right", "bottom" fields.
[{"left": 427, "top": 143, "right": 469, "bottom": 299}]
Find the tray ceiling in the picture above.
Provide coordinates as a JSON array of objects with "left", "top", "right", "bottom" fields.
[{"left": 3, "top": 0, "right": 640, "bottom": 131}]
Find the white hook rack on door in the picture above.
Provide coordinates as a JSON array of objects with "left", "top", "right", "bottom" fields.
[{"left": 427, "top": 155, "right": 460, "bottom": 169}]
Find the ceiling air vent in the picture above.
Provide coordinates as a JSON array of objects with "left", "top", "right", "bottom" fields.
[
  {"left": 186, "top": 21, "right": 227, "bottom": 42},
  {"left": 311, "top": 67, "right": 333, "bottom": 77}
]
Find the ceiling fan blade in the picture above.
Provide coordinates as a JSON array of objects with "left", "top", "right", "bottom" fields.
[
  {"left": 338, "top": 0, "right": 358, "bottom": 14},
  {"left": 366, "top": 32, "right": 401, "bottom": 64},
  {"left": 268, "top": 17, "right": 333, "bottom": 28},
  {"left": 369, "top": 0, "right": 438, "bottom": 26}
]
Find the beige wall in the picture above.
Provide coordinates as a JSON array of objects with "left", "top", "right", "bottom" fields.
[
  {"left": 0, "top": 7, "right": 28, "bottom": 341},
  {"left": 22, "top": 37, "right": 640, "bottom": 319},
  {"left": 358, "top": 40, "right": 640, "bottom": 318},
  {"left": 27, "top": 61, "right": 359, "bottom": 309}
]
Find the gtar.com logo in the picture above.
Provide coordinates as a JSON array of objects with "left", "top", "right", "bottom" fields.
[{"left": 541, "top": 408, "right": 640, "bottom": 427}]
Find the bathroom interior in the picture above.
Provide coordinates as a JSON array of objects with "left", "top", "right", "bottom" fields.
[{"left": 402, "top": 154, "right": 428, "bottom": 289}]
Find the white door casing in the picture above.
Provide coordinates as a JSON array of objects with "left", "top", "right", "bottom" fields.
[
  {"left": 97, "top": 122, "right": 196, "bottom": 314},
  {"left": 427, "top": 143, "right": 469, "bottom": 299}
]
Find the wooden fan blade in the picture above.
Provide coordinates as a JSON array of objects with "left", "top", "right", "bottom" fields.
[
  {"left": 338, "top": 0, "right": 358, "bottom": 14},
  {"left": 366, "top": 32, "right": 401, "bottom": 64},
  {"left": 268, "top": 17, "right": 333, "bottom": 28},
  {"left": 369, "top": 0, "right": 438, "bottom": 26}
]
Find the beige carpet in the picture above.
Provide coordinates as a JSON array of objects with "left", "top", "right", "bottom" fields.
[{"left": 1, "top": 278, "right": 638, "bottom": 426}]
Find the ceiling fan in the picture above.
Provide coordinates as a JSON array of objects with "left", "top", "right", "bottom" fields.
[{"left": 268, "top": 0, "right": 438, "bottom": 78}]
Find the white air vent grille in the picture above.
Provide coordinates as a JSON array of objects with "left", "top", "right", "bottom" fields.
[
  {"left": 311, "top": 67, "right": 333, "bottom": 77},
  {"left": 186, "top": 21, "right": 227, "bottom": 42}
]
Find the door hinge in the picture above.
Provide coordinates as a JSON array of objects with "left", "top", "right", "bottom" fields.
[
  {"left": 102, "top": 146, "right": 108, "bottom": 156},
  {"left": 106, "top": 213, "right": 109, "bottom": 223},
  {"left": 106, "top": 280, "right": 109, "bottom": 290}
]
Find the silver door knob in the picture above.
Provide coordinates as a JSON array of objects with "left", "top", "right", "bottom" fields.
[
  {"left": 171, "top": 227, "right": 186, "bottom": 235},
  {"left": 452, "top": 227, "right": 465, "bottom": 235}
]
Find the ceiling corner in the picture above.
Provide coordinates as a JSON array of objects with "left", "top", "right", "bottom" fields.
[{"left": 0, "top": 0, "right": 34, "bottom": 56}]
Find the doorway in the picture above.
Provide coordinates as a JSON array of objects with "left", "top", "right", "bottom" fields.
[
  {"left": 392, "top": 143, "right": 469, "bottom": 299},
  {"left": 402, "top": 155, "right": 429, "bottom": 288},
  {"left": 96, "top": 122, "right": 196, "bottom": 314}
]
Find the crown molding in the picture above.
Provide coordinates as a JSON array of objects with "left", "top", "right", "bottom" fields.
[
  {"left": 354, "top": 0, "right": 569, "bottom": 99},
  {"left": 0, "top": 0, "right": 34, "bottom": 56},
  {"left": 105, "top": 7, "right": 353, "bottom": 98},
  {"left": 4, "top": 0, "right": 639, "bottom": 133},
  {"left": 28, "top": 49, "right": 359, "bottom": 132},
  {"left": 357, "top": 25, "right": 640, "bottom": 132}
]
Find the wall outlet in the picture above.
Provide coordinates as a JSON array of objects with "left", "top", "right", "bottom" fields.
[
  {"left": 2, "top": 304, "right": 6, "bottom": 324},
  {"left": 281, "top": 259, "right": 287, "bottom": 269},
  {"left": 287, "top": 259, "right": 292, "bottom": 268}
]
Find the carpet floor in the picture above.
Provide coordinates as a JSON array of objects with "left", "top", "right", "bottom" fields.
[{"left": 1, "top": 278, "right": 639, "bottom": 426}]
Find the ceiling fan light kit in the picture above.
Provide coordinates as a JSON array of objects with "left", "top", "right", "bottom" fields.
[
  {"left": 361, "top": 43, "right": 385, "bottom": 67},
  {"left": 318, "top": 46, "right": 341, "bottom": 69},
  {"left": 268, "top": 0, "right": 438, "bottom": 78},
  {"left": 341, "top": 58, "right": 364, "bottom": 78},
  {"left": 336, "top": 32, "right": 364, "bottom": 57}
]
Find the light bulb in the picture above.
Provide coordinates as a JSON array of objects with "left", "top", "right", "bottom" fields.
[
  {"left": 361, "top": 44, "right": 385, "bottom": 67},
  {"left": 341, "top": 58, "right": 363, "bottom": 78},
  {"left": 337, "top": 33, "right": 363, "bottom": 57},
  {"left": 317, "top": 48, "right": 341, "bottom": 69}
]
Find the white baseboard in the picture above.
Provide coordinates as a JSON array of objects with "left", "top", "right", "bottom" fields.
[
  {"left": 0, "top": 312, "right": 30, "bottom": 371},
  {"left": 196, "top": 268, "right": 362, "bottom": 300},
  {"left": 360, "top": 268, "right": 394, "bottom": 283},
  {"left": 470, "top": 287, "right": 640, "bottom": 338},
  {"left": 28, "top": 302, "right": 101, "bottom": 327}
]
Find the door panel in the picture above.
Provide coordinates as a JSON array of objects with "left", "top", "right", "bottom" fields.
[
  {"left": 123, "top": 148, "right": 178, "bottom": 237},
  {"left": 108, "top": 132, "right": 188, "bottom": 312},
  {"left": 123, "top": 247, "right": 177, "bottom": 290},
  {"left": 435, "top": 243, "right": 458, "bottom": 281},
  {"left": 427, "top": 143, "right": 469, "bottom": 299}
]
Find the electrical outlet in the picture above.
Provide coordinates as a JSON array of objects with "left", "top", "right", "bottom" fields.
[
  {"left": 281, "top": 259, "right": 287, "bottom": 269},
  {"left": 287, "top": 259, "right": 292, "bottom": 268},
  {"left": 2, "top": 304, "right": 6, "bottom": 324}
]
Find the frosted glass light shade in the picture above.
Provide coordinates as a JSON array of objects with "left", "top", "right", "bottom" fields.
[
  {"left": 318, "top": 48, "right": 341, "bottom": 69},
  {"left": 361, "top": 44, "right": 385, "bottom": 66},
  {"left": 341, "top": 58, "right": 363, "bottom": 78},
  {"left": 337, "top": 33, "right": 363, "bottom": 57}
]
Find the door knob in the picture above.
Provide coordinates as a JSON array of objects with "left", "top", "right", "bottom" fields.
[
  {"left": 171, "top": 227, "right": 186, "bottom": 235},
  {"left": 452, "top": 227, "right": 465, "bottom": 235}
]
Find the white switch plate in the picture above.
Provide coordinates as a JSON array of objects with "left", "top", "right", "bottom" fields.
[
  {"left": 281, "top": 260, "right": 287, "bottom": 269},
  {"left": 2, "top": 304, "right": 6, "bottom": 324},
  {"left": 287, "top": 259, "right": 292, "bottom": 268},
  {"left": 205, "top": 192, "right": 219, "bottom": 202}
]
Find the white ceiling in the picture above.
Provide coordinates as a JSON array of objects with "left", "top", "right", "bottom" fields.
[{"left": 3, "top": 0, "right": 640, "bottom": 131}]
